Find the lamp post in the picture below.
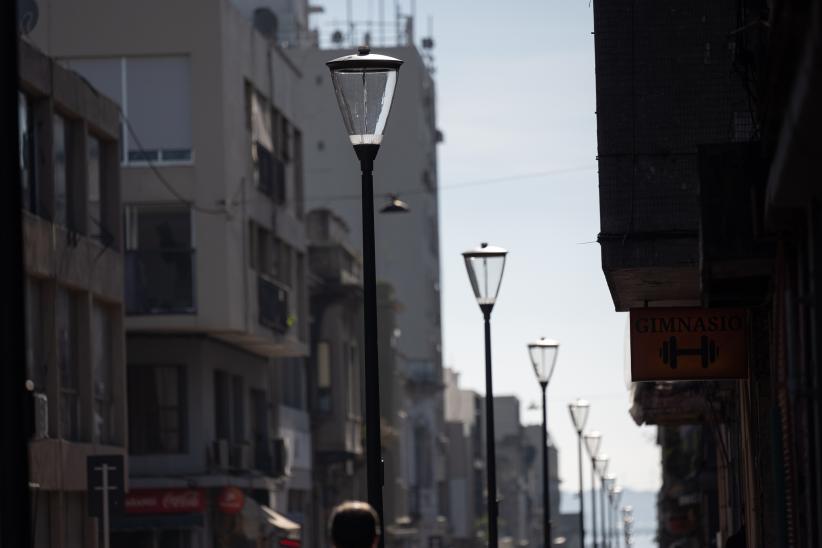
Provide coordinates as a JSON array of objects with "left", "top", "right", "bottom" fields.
[
  {"left": 327, "top": 46, "right": 403, "bottom": 533},
  {"left": 463, "top": 242, "right": 507, "bottom": 548},
  {"left": 583, "top": 432, "right": 602, "bottom": 548},
  {"left": 594, "top": 455, "right": 610, "bottom": 548},
  {"left": 568, "top": 399, "right": 590, "bottom": 547},
  {"left": 528, "top": 338, "right": 560, "bottom": 548},
  {"left": 610, "top": 485, "right": 623, "bottom": 548},
  {"left": 602, "top": 474, "right": 616, "bottom": 548}
]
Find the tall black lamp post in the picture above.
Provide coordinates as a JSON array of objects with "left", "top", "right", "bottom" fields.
[
  {"left": 327, "top": 46, "right": 403, "bottom": 532},
  {"left": 594, "top": 455, "right": 610, "bottom": 548},
  {"left": 463, "top": 242, "right": 508, "bottom": 548},
  {"left": 583, "top": 432, "right": 602, "bottom": 548},
  {"left": 528, "top": 338, "right": 560, "bottom": 548},
  {"left": 568, "top": 399, "right": 590, "bottom": 547}
]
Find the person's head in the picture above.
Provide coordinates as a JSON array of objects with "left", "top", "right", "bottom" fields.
[{"left": 329, "top": 501, "right": 381, "bottom": 548}]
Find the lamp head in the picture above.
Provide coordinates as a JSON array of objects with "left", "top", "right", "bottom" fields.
[
  {"left": 528, "top": 337, "right": 560, "bottom": 386},
  {"left": 327, "top": 46, "right": 403, "bottom": 147},
  {"left": 462, "top": 242, "right": 507, "bottom": 312},
  {"left": 568, "top": 398, "right": 590, "bottom": 433}
]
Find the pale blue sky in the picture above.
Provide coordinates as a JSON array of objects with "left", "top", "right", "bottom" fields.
[{"left": 313, "top": 0, "right": 662, "bottom": 494}]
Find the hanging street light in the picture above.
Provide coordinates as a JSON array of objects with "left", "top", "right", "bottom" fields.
[
  {"left": 568, "top": 399, "right": 590, "bottom": 548},
  {"left": 463, "top": 242, "right": 508, "bottom": 548},
  {"left": 583, "top": 431, "right": 602, "bottom": 548},
  {"left": 379, "top": 194, "right": 410, "bottom": 213},
  {"left": 594, "top": 455, "right": 610, "bottom": 548},
  {"left": 528, "top": 337, "right": 560, "bottom": 548},
  {"left": 327, "top": 45, "right": 403, "bottom": 536}
]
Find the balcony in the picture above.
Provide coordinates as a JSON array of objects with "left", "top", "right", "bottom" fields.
[{"left": 125, "top": 249, "right": 195, "bottom": 315}]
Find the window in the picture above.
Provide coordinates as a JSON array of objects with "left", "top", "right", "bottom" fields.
[
  {"left": 250, "top": 389, "right": 270, "bottom": 471},
  {"left": 125, "top": 204, "right": 195, "bottom": 314},
  {"left": 53, "top": 114, "right": 69, "bottom": 227},
  {"left": 25, "top": 278, "right": 48, "bottom": 395},
  {"left": 294, "top": 129, "right": 304, "bottom": 218},
  {"left": 63, "top": 57, "right": 193, "bottom": 164},
  {"left": 346, "top": 343, "right": 360, "bottom": 417},
  {"left": 214, "top": 370, "right": 245, "bottom": 444},
  {"left": 250, "top": 223, "right": 292, "bottom": 332},
  {"left": 92, "top": 302, "right": 114, "bottom": 444},
  {"left": 19, "top": 92, "right": 40, "bottom": 215},
  {"left": 281, "top": 358, "right": 306, "bottom": 410},
  {"left": 87, "top": 134, "right": 112, "bottom": 244},
  {"left": 128, "top": 365, "right": 186, "bottom": 454},
  {"left": 248, "top": 86, "right": 273, "bottom": 192},
  {"left": 57, "top": 288, "right": 80, "bottom": 441},
  {"left": 316, "top": 342, "right": 331, "bottom": 413}
]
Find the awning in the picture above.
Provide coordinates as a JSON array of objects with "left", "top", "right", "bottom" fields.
[
  {"left": 240, "top": 497, "right": 301, "bottom": 540},
  {"left": 261, "top": 506, "right": 301, "bottom": 533}
]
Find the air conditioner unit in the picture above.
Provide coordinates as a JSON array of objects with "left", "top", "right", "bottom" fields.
[
  {"left": 211, "top": 439, "right": 230, "bottom": 470},
  {"left": 33, "top": 393, "right": 48, "bottom": 439}
]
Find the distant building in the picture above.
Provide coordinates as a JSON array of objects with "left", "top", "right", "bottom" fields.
[{"left": 19, "top": 38, "right": 126, "bottom": 548}]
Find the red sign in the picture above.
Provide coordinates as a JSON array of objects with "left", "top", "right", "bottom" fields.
[
  {"left": 218, "top": 486, "right": 245, "bottom": 515},
  {"left": 280, "top": 539, "right": 301, "bottom": 548},
  {"left": 125, "top": 489, "right": 206, "bottom": 514}
]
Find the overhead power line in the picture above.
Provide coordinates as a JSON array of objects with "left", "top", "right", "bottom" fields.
[{"left": 305, "top": 163, "right": 597, "bottom": 203}]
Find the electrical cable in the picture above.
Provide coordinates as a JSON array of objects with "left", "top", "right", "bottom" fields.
[{"left": 304, "top": 163, "right": 597, "bottom": 203}]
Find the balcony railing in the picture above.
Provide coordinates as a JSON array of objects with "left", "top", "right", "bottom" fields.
[
  {"left": 258, "top": 276, "right": 289, "bottom": 333},
  {"left": 125, "top": 249, "right": 196, "bottom": 315}
]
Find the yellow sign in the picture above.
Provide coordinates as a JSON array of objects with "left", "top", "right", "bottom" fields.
[{"left": 629, "top": 307, "right": 748, "bottom": 381}]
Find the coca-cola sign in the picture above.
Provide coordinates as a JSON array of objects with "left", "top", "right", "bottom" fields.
[{"left": 125, "top": 489, "right": 206, "bottom": 514}]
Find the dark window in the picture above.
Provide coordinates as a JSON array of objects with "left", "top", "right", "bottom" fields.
[
  {"left": 128, "top": 365, "right": 186, "bottom": 454},
  {"left": 57, "top": 288, "right": 80, "bottom": 441},
  {"left": 125, "top": 205, "right": 195, "bottom": 314},
  {"left": 25, "top": 277, "right": 48, "bottom": 394},
  {"left": 294, "top": 129, "right": 304, "bottom": 218},
  {"left": 250, "top": 389, "right": 271, "bottom": 472},
  {"left": 19, "top": 92, "right": 40, "bottom": 215},
  {"left": 53, "top": 114, "right": 69, "bottom": 227},
  {"left": 92, "top": 302, "right": 115, "bottom": 444},
  {"left": 214, "top": 370, "right": 245, "bottom": 444},
  {"left": 316, "top": 342, "right": 331, "bottom": 413},
  {"left": 258, "top": 276, "right": 289, "bottom": 333},
  {"left": 281, "top": 358, "right": 306, "bottom": 410}
]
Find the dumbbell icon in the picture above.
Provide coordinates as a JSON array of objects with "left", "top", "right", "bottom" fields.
[{"left": 659, "top": 335, "right": 719, "bottom": 369}]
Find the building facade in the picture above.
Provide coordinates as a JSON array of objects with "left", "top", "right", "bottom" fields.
[
  {"left": 19, "top": 38, "right": 126, "bottom": 548},
  {"left": 28, "top": 0, "right": 313, "bottom": 545},
  {"left": 595, "top": 0, "right": 822, "bottom": 546}
]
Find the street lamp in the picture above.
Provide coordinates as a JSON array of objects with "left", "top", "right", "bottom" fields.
[
  {"left": 583, "top": 432, "right": 602, "bottom": 548},
  {"left": 463, "top": 242, "right": 507, "bottom": 548},
  {"left": 327, "top": 45, "right": 403, "bottom": 533},
  {"left": 594, "top": 455, "right": 610, "bottom": 548},
  {"left": 602, "top": 474, "right": 616, "bottom": 548},
  {"left": 568, "top": 399, "right": 590, "bottom": 547},
  {"left": 528, "top": 337, "right": 559, "bottom": 548},
  {"left": 609, "top": 485, "right": 623, "bottom": 548}
]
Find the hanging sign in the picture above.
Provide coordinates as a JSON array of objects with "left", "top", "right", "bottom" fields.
[
  {"left": 630, "top": 307, "right": 748, "bottom": 381},
  {"left": 124, "top": 489, "right": 206, "bottom": 514}
]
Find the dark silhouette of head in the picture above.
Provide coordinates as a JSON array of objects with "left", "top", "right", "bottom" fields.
[{"left": 329, "top": 501, "right": 381, "bottom": 548}]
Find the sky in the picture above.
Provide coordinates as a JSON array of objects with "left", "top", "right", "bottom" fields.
[{"left": 312, "top": 0, "right": 662, "bottom": 499}]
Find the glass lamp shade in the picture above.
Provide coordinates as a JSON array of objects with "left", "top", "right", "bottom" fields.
[
  {"left": 462, "top": 243, "right": 507, "bottom": 309},
  {"left": 568, "top": 398, "right": 590, "bottom": 433},
  {"left": 528, "top": 337, "right": 559, "bottom": 385},
  {"left": 583, "top": 431, "right": 602, "bottom": 458},
  {"left": 327, "top": 46, "right": 403, "bottom": 146},
  {"left": 594, "top": 454, "right": 610, "bottom": 476}
]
